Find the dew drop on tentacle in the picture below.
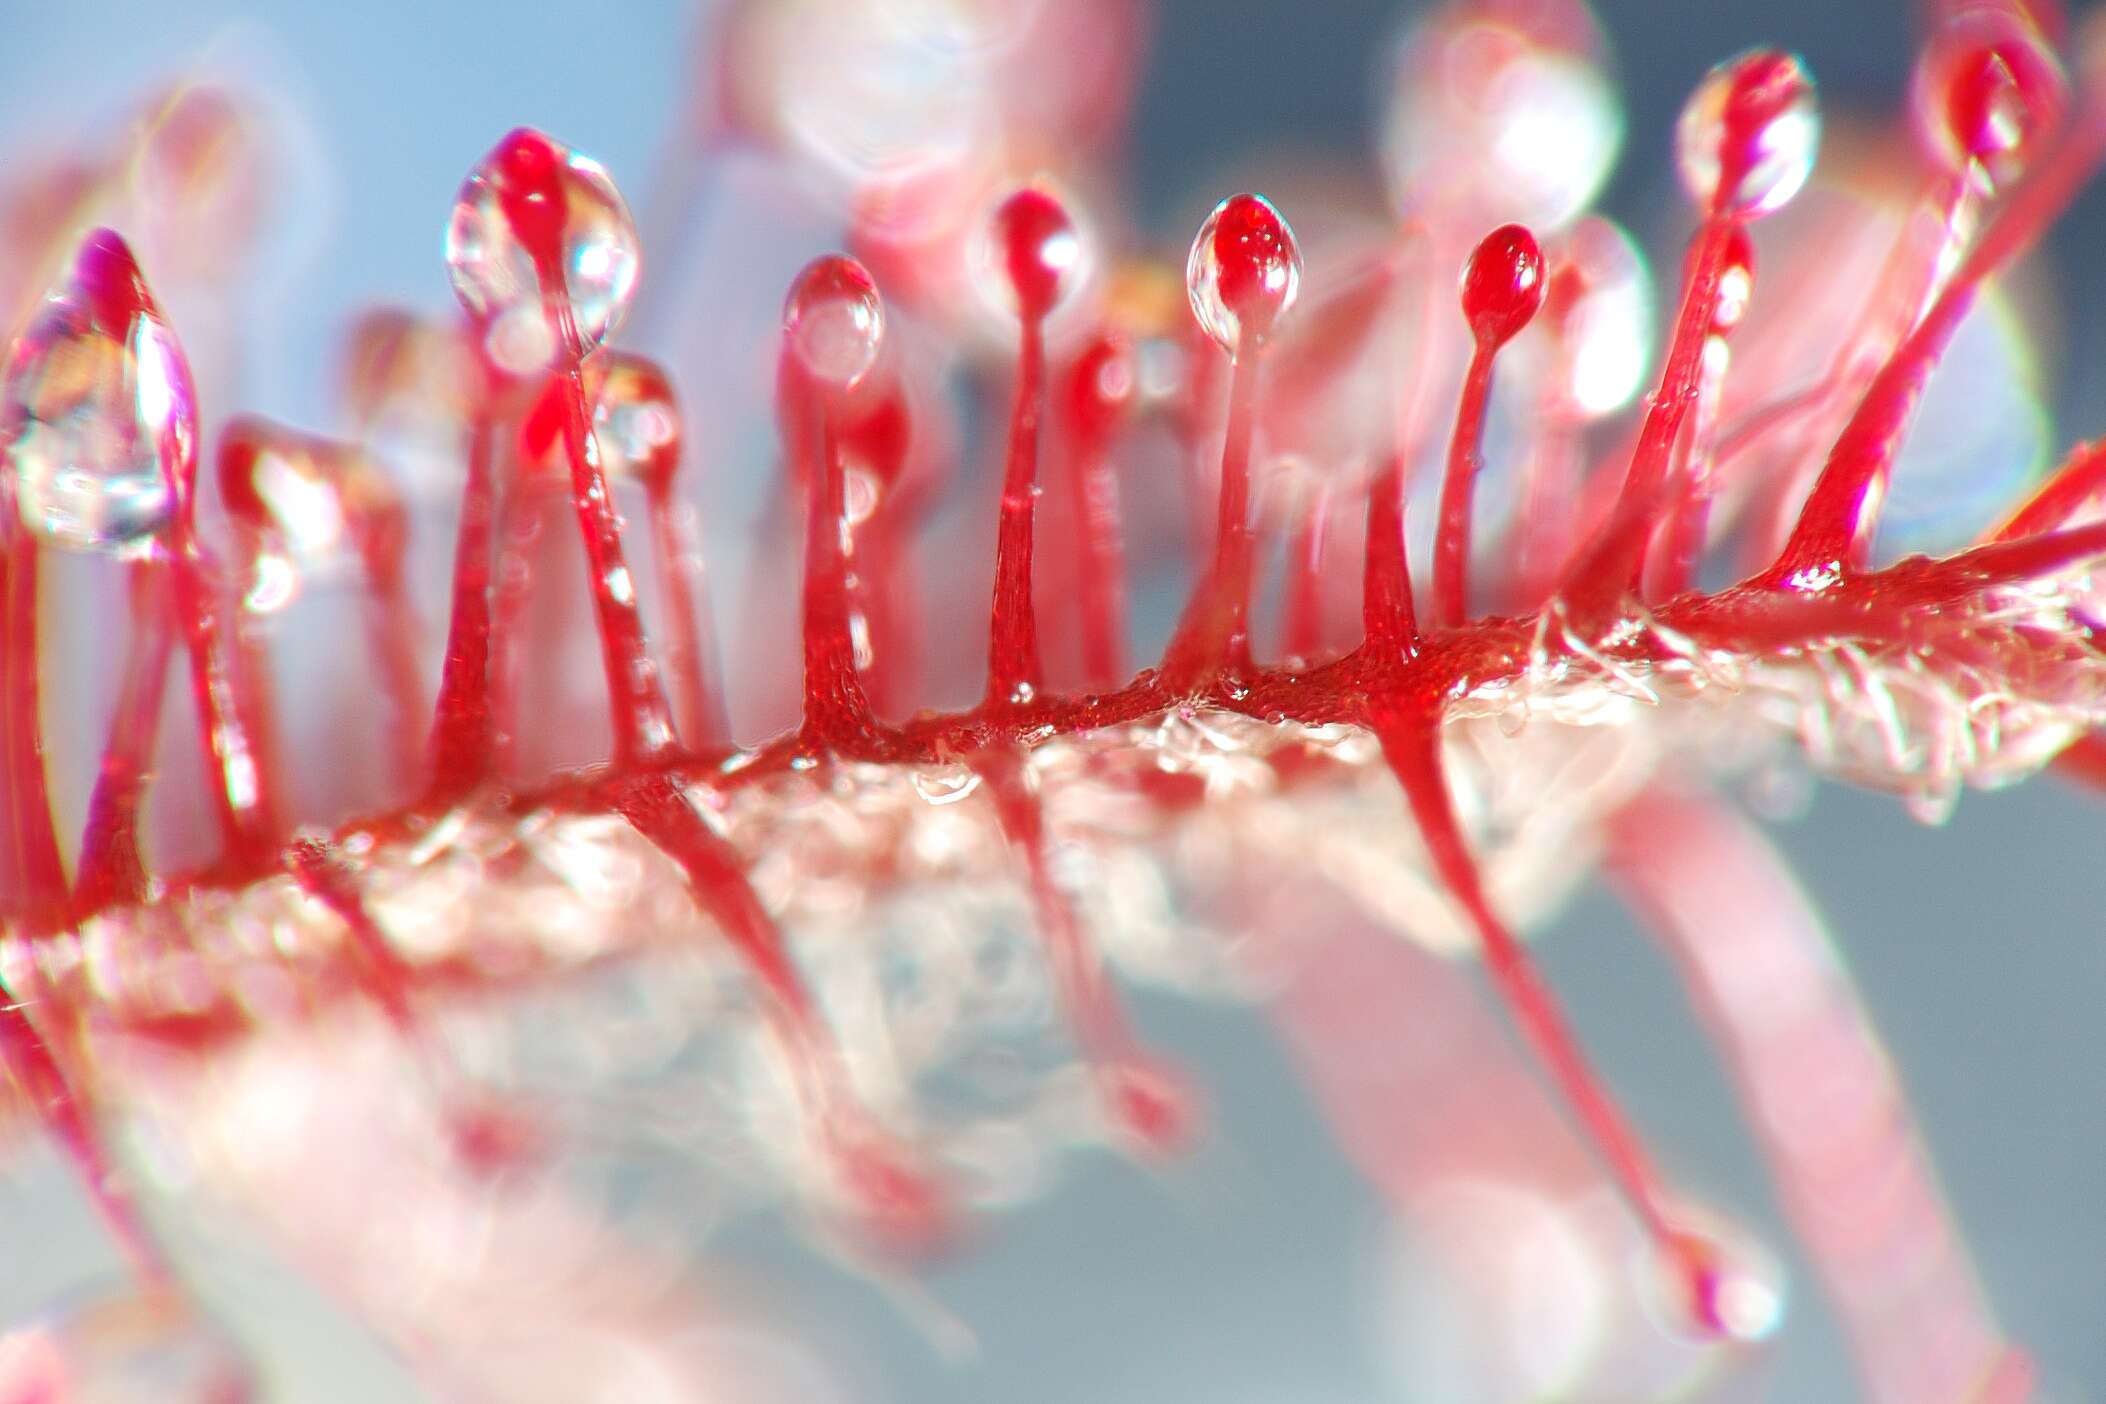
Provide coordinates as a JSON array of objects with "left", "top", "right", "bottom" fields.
[
  {"left": 1771, "top": 29, "right": 2106, "bottom": 587},
  {"left": 444, "top": 127, "right": 640, "bottom": 376},
  {"left": 4, "top": 228, "right": 193, "bottom": 555},
  {"left": 4, "top": 229, "right": 194, "bottom": 914},
  {"left": 1675, "top": 48, "right": 1820, "bottom": 219},
  {"left": 1458, "top": 222, "right": 1547, "bottom": 350},
  {"left": 449, "top": 127, "right": 675, "bottom": 768},
  {"left": 5, "top": 227, "right": 276, "bottom": 867},
  {"left": 784, "top": 252, "right": 886, "bottom": 392},
  {"left": 782, "top": 254, "right": 887, "bottom": 748},
  {"left": 1166, "top": 193, "right": 1301, "bottom": 687},
  {"left": 1646, "top": 1222, "right": 1787, "bottom": 1346},
  {"left": 1565, "top": 50, "right": 1817, "bottom": 617},
  {"left": 979, "top": 183, "right": 1085, "bottom": 710},
  {"left": 1185, "top": 191, "right": 1301, "bottom": 357}
]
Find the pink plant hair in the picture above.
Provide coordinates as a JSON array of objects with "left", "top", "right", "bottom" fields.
[{"left": 1, "top": 0, "right": 2103, "bottom": 1398}]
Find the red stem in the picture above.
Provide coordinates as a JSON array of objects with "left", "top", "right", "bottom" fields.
[
  {"left": 1, "top": 531, "right": 67, "bottom": 927},
  {"left": 1562, "top": 217, "right": 1740, "bottom": 619},
  {"left": 645, "top": 479, "right": 726, "bottom": 747},
  {"left": 1374, "top": 707, "right": 1683, "bottom": 1254},
  {"left": 1991, "top": 436, "right": 2106, "bottom": 542},
  {"left": 1361, "top": 456, "right": 1419, "bottom": 662},
  {"left": 548, "top": 356, "right": 676, "bottom": 767},
  {"left": 425, "top": 394, "right": 502, "bottom": 802},
  {"left": 1655, "top": 340, "right": 1731, "bottom": 599},
  {"left": 1163, "top": 344, "right": 1262, "bottom": 688},
  {"left": 1065, "top": 410, "right": 1129, "bottom": 691},
  {"left": 74, "top": 563, "right": 175, "bottom": 915},
  {"left": 987, "top": 313, "right": 1048, "bottom": 707},
  {"left": 165, "top": 522, "right": 277, "bottom": 873},
  {"left": 1431, "top": 339, "right": 1501, "bottom": 627},
  {"left": 1771, "top": 96, "right": 2106, "bottom": 585},
  {"left": 799, "top": 400, "right": 878, "bottom": 748}
]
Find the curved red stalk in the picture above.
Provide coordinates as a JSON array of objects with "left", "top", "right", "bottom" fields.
[
  {"left": 544, "top": 352, "right": 675, "bottom": 764},
  {"left": 1991, "top": 435, "right": 2106, "bottom": 541},
  {"left": 493, "top": 136, "right": 676, "bottom": 768},
  {"left": 1430, "top": 340, "right": 1504, "bottom": 628},
  {"left": 1560, "top": 217, "right": 1743, "bottom": 621},
  {"left": 1770, "top": 89, "right": 2106, "bottom": 586},
  {"left": 165, "top": 513, "right": 278, "bottom": 872},
  {"left": 1372, "top": 705, "right": 1733, "bottom": 1325},
  {"left": 1609, "top": 789, "right": 2025, "bottom": 1403}
]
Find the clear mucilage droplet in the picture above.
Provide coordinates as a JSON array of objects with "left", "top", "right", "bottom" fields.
[
  {"left": 2, "top": 227, "right": 196, "bottom": 555},
  {"left": 1185, "top": 192, "right": 1302, "bottom": 356},
  {"left": 783, "top": 255, "right": 886, "bottom": 390},
  {"left": 1674, "top": 49, "right": 1820, "bottom": 219},
  {"left": 444, "top": 128, "right": 640, "bottom": 377}
]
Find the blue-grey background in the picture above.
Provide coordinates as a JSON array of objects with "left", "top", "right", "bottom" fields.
[{"left": 1, "top": 1, "right": 2102, "bottom": 1400}]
